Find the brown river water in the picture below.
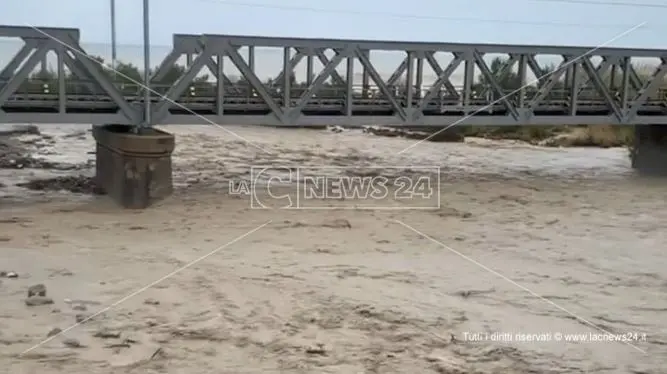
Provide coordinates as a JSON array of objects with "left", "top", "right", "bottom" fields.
[{"left": 0, "top": 124, "right": 665, "bottom": 373}]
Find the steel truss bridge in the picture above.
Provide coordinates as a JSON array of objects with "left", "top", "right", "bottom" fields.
[{"left": 1, "top": 25, "right": 667, "bottom": 127}]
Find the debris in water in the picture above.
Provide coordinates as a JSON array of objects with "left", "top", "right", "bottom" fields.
[
  {"left": 17, "top": 176, "right": 105, "bottom": 195},
  {"left": 63, "top": 338, "right": 85, "bottom": 348},
  {"left": 47, "top": 328, "right": 62, "bottom": 337},
  {"left": 93, "top": 329, "right": 121, "bottom": 339},
  {"left": 144, "top": 298, "right": 160, "bottom": 305},
  {"left": 25, "top": 296, "right": 55, "bottom": 306},
  {"left": 0, "top": 125, "right": 40, "bottom": 137},
  {"left": 28, "top": 284, "right": 47, "bottom": 297},
  {"left": 305, "top": 343, "right": 327, "bottom": 355}
]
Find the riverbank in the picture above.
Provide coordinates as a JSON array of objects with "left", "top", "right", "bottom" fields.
[
  {"left": 365, "top": 125, "right": 634, "bottom": 148},
  {"left": 463, "top": 125, "right": 634, "bottom": 147}
]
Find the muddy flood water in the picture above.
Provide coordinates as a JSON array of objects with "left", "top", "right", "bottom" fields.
[{"left": 0, "top": 124, "right": 666, "bottom": 374}]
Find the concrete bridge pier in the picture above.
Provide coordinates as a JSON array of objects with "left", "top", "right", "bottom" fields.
[
  {"left": 92, "top": 125, "right": 175, "bottom": 209},
  {"left": 631, "top": 125, "right": 667, "bottom": 175}
]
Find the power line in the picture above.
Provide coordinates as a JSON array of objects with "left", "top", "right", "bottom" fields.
[
  {"left": 193, "top": 0, "right": 650, "bottom": 29},
  {"left": 528, "top": 0, "right": 667, "bottom": 8}
]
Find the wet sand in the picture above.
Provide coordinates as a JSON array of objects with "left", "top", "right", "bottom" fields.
[{"left": 0, "top": 124, "right": 666, "bottom": 373}]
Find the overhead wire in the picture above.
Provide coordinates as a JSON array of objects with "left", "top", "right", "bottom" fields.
[
  {"left": 527, "top": 0, "right": 667, "bottom": 8},
  {"left": 192, "top": 0, "right": 651, "bottom": 30},
  {"left": 0, "top": 0, "right": 657, "bottom": 48}
]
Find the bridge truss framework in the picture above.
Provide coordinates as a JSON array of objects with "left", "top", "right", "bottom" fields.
[{"left": 1, "top": 25, "right": 667, "bottom": 126}]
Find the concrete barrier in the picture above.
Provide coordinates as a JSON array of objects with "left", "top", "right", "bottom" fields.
[{"left": 93, "top": 125, "right": 175, "bottom": 209}]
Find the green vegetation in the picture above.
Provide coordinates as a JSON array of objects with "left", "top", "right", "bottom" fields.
[
  {"left": 424, "top": 57, "right": 657, "bottom": 148},
  {"left": 461, "top": 124, "right": 634, "bottom": 147}
]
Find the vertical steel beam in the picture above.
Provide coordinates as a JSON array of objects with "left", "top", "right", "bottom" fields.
[
  {"left": 306, "top": 55, "right": 313, "bottom": 86},
  {"left": 610, "top": 64, "right": 617, "bottom": 90},
  {"left": 569, "top": 61, "right": 579, "bottom": 115},
  {"left": 361, "top": 50, "right": 369, "bottom": 97},
  {"left": 621, "top": 57, "right": 630, "bottom": 111},
  {"left": 57, "top": 47, "right": 66, "bottom": 113},
  {"left": 283, "top": 47, "right": 290, "bottom": 107},
  {"left": 517, "top": 54, "right": 526, "bottom": 109},
  {"left": 248, "top": 46, "right": 255, "bottom": 97},
  {"left": 40, "top": 54, "right": 47, "bottom": 74},
  {"left": 346, "top": 56, "right": 353, "bottom": 117},
  {"left": 216, "top": 54, "right": 224, "bottom": 116},
  {"left": 462, "top": 55, "right": 474, "bottom": 112},
  {"left": 415, "top": 55, "right": 423, "bottom": 99},
  {"left": 405, "top": 51, "right": 414, "bottom": 111},
  {"left": 110, "top": 0, "right": 117, "bottom": 81},
  {"left": 142, "top": 0, "right": 151, "bottom": 127},
  {"left": 248, "top": 46, "right": 255, "bottom": 72}
]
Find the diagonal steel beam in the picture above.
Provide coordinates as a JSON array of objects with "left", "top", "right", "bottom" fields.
[
  {"left": 313, "top": 49, "right": 346, "bottom": 86},
  {"left": 577, "top": 57, "right": 612, "bottom": 96},
  {"left": 61, "top": 52, "right": 97, "bottom": 94},
  {"left": 626, "top": 58, "right": 667, "bottom": 120},
  {"left": 385, "top": 57, "right": 407, "bottom": 88},
  {"left": 526, "top": 55, "right": 546, "bottom": 87},
  {"left": 288, "top": 49, "right": 346, "bottom": 118},
  {"left": 480, "top": 54, "right": 518, "bottom": 98},
  {"left": 355, "top": 47, "right": 407, "bottom": 121},
  {"left": 581, "top": 56, "right": 623, "bottom": 120},
  {"left": 424, "top": 52, "right": 459, "bottom": 97},
  {"left": 418, "top": 53, "right": 462, "bottom": 107},
  {"left": 273, "top": 50, "right": 304, "bottom": 86},
  {"left": 62, "top": 35, "right": 139, "bottom": 121},
  {"left": 203, "top": 55, "right": 240, "bottom": 94},
  {"left": 152, "top": 51, "right": 211, "bottom": 122},
  {"left": 415, "top": 53, "right": 462, "bottom": 119},
  {"left": 0, "top": 41, "right": 47, "bottom": 105},
  {"left": 223, "top": 41, "right": 285, "bottom": 122},
  {"left": 627, "top": 63, "right": 644, "bottom": 91},
  {"left": 473, "top": 51, "right": 518, "bottom": 119},
  {"left": 0, "top": 39, "right": 38, "bottom": 81},
  {"left": 528, "top": 57, "right": 571, "bottom": 108},
  {"left": 150, "top": 49, "right": 180, "bottom": 83}
]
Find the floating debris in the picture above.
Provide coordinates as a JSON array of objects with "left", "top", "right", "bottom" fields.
[{"left": 17, "top": 176, "right": 105, "bottom": 195}]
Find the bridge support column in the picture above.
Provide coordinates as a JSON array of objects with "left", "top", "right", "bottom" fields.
[
  {"left": 631, "top": 125, "right": 667, "bottom": 175},
  {"left": 92, "top": 125, "right": 175, "bottom": 209}
]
